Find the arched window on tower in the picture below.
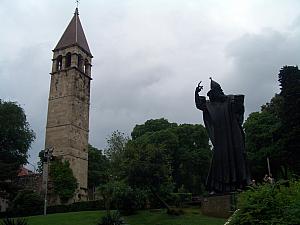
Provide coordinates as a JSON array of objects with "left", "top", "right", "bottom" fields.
[
  {"left": 78, "top": 54, "right": 83, "bottom": 71},
  {"left": 84, "top": 59, "right": 89, "bottom": 74},
  {"left": 65, "top": 52, "right": 71, "bottom": 68},
  {"left": 56, "top": 55, "right": 63, "bottom": 71}
]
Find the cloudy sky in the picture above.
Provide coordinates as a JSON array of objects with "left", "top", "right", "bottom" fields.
[{"left": 1, "top": 0, "right": 300, "bottom": 167}]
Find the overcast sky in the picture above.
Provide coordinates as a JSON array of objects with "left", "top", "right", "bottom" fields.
[{"left": 1, "top": 0, "right": 300, "bottom": 167}]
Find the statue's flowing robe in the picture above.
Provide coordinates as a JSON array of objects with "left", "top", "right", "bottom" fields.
[{"left": 195, "top": 94, "right": 250, "bottom": 193}]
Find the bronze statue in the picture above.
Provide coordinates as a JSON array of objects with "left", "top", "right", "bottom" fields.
[{"left": 195, "top": 78, "right": 250, "bottom": 193}]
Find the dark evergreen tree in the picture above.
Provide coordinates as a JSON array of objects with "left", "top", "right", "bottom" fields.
[{"left": 278, "top": 66, "right": 300, "bottom": 175}]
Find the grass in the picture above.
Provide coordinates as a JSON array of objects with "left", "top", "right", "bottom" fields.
[{"left": 25, "top": 208, "right": 226, "bottom": 225}]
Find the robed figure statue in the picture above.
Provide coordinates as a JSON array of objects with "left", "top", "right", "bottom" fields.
[{"left": 195, "top": 78, "right": 250, "bottom": 193}]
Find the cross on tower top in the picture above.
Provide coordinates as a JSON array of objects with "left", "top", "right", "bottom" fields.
[{"left": 76, "top": 0, "right": 80, "bottom": 8}]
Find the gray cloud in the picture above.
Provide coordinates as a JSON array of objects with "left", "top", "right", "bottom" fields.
[{"left": 225, "top": 27, "right": 300, "bottom": 115}]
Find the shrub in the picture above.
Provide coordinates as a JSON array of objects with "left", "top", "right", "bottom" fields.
[
  {"left": 47, "top": 200, "right": 105, "bottom": 214},
  {"left": 170, "top": 193, "right": 192, "bottom": 207},
  {"left": 167, "top": 208, "right": 184, "bottom": 216},
  {"left": 113, "top": 183, "right": 138, "bottom": 215},
  {"left": 228, "top": 180, "right": 300, "bottom": 225},
  {"left": 98, "top": 181, "right": 148, "bottom": 215},
  {"left": 0, "top": 218, "right": 27, "bottom": 225},
  {"left": 10, "top": 190, "right": 43, "bottom": 217},
  {"left": 98, "top": 211, "right": 127, "bottom": 225},
  {"left": 50, "top": 160, "right": 77, "bottom": 202},
  {"left": 1, "top": 200, "right": 106, "bottom": 218}
]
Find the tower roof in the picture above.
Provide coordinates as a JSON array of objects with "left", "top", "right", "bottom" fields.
[{"left": 54, "top": 8, "right": 92, "bottom": 56}]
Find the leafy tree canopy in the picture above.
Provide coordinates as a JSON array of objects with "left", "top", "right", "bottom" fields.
[
  {"left": 129, "top": 119, "right": 211, "bottom": 194},
  {"left": 131, "top": 118, "right": 177, "bottom": 140},
  {"left": 0, "top": 100, "right": 35, "bottom": 192},
  {"left": 244, "top": 97, "right": 283, "bottom": 179},
  {"left": 88, "top": 144, "right": 109, "bottom": 188}
]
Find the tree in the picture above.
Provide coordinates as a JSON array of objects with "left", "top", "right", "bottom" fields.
[
  {"left": 0, "top": 100, "right": 35, "bottom": 192},
  {"left": 129, "top": 119, "right": 211, "bottom": 194},
  {"left": 88, "top": 144, "right": 109, "bottom": 189},
  {"left": 244, "top": 96, "right": 283, "bottom": 179},
  {"left": 131, "top": 118, "right": 177, "bottom": 140},
  {"left": 104, "top": 131, "right": 129, "bottom": 178},
  {"left": 125, "top": 143, "right": 173, "bottom": 210},
  {"left": 244, "top": 66, "right": 300, "bottom": 179},
  {"left": 50, "top": 160, "right": 77, "bottom": 202},
  {"left": 278, "top": 66, "right": 300, "bottom": 175}
]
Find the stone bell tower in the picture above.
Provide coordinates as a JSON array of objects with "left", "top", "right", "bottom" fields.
[{"left": 45, "top": 8, "right": 92, "bottom": 202}]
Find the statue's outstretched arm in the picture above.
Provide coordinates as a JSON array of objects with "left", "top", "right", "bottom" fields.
[{"left": 195, "top": 82, "right": 206, "bottom": 111}]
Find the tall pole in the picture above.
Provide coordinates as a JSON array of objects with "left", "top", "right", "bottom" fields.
[
  {"left": 267, "top": 157, "right": 271, "bottom": 176},
  {"left": 43, "top": 147, "right": 53, "bottom": 216}
]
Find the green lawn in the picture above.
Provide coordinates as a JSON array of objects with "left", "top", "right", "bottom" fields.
[{"left": 25, "top": 208, "right": 226, "bottom": 225}]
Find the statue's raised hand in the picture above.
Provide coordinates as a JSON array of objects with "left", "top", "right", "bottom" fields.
[{"left": 195, "top": 81, "right": 203, "bottom": 93}]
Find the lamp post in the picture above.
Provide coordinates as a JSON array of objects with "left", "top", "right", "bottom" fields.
[{"left": 43, "top": 147, "right": 53, "bottom": 216}]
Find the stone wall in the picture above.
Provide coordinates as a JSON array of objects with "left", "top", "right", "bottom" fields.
[{"left": 201, "top": 194, "right": 237, "bottom": 218}]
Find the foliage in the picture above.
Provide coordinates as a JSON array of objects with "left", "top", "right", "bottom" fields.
[
  {"left": 125, "top": 143, "right": 173, "bottom": 195},
  {"left": 278, "top": 66, "right": 300, "bottom": 175},
  {"left": 25, "top": 208, "right": 226, "bottom": 225},
  {"left": 47, "top": 200, "right": 105, "bottom": 214},
  {"left": 88, "top": 144, "right": 109, "bottom": 188},
  {"left": 9, "top": 190, "right": 43, "bottom": 216},
  {"left": 37, "top": 150, "right": 45, "bottom": 173},
  {"left": 171, "top": 192, "right": 192, "bottom": 208},
  {"left": 128, "top": 119, "right": 211, "bottom": 194},
  {"left": 0, "top": 218, "right": 28, "bottom": 225},
  {"left": 97, "top": 181, "right": 117, "bottom": 213},
  {"left": 50, "top": 160, "right": 77, "bottom": 202},
  {"left": 244, "top": 66, "right": 300, "bottom": 179},
  {"left": 111, "top": 182, "right": 138, "bottom": 215},
  {"left": 228, "top": 180, "right": 300, "bottom": 225},
  {"left": 104, "top": 131, "right": 129, "bottom": 178},
  {"left": 131, "top": 118, "right": 177, "bottom": 140},
  {"left": 171, "top": 124, "right": 211, "bottom": 194},
  {"left": 0, "top": 100, "right": 35, "bottom": 192},
  {"left": 98, "top": 211, "right": 127, "bottom": 225},
  {"left": 97, "top": 181, "right": 146, "bottom": 215},
  {"left": 243, "top": 95, "right": 283, "bottom": 179}
]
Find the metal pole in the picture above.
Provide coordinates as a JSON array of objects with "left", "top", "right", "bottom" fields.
[
  {"left": 267, "top": 157, "right": 271, "bottom": 176},
  {"left": 43, "top": 147, "right": 53, "bottom": 216},
  {"left": 43, "top": 155, "right": 49, "bottom": 216}
]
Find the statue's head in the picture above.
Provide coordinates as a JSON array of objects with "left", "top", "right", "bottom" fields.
[{"left": 207, "top": 77, "right": 225, "bottom": 102}]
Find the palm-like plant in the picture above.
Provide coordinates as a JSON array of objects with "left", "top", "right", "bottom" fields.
[{"left": 0, "top": 218, "right": 28, "bottom": 225}]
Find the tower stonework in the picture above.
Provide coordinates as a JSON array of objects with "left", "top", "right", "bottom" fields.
[{"left": 45, "top": 8, "right": 92, "bottom": 202}]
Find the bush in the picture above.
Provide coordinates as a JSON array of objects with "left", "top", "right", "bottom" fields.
[
  {"left": 47, "top": 200, "right": 105, "bottom": 214},
  {"left": 98, "top": 181, "right": 149, "bottom": 215},
  {"left": 1, "top": 200, "right": 105, "bottom": 218},
  {"left": 9, "top": 190, "right": 43, "bottom": 217},
  {"left": 0, "top": 218, "right": 28, "bottom": 225},
  {"left": 228, "top": 180, "right": 300, "bottom": 225},
  {"left": 169, "top": 193, "right": 192, "bottom": 207},
  {"left": 167, "top": 208, "right": 184, "bottom": 216},
  {"left": 98, "top": 211, "right": 127, "bottom": 225},
  {"left": 50, "top": 160, "right": 77, "bottom": 202}
]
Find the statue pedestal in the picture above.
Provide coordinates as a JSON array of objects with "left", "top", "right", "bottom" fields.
[{"left": 201, "top": 193, "right": 237, "bottom": 218}]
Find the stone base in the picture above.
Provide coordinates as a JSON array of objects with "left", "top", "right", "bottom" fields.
[{"left": 201, "top": 193, "right": 237, "bottom": 218}]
